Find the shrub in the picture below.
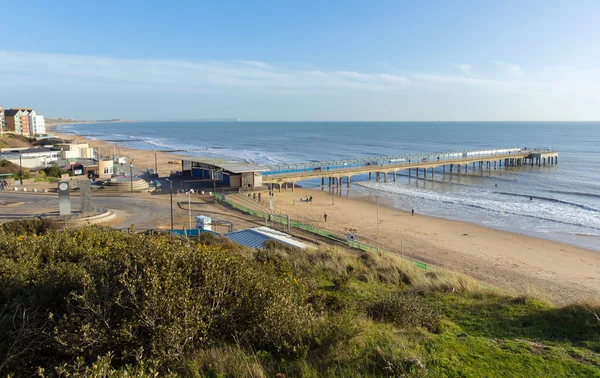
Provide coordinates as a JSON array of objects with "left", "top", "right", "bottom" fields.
[
  {"left": 0, "top": 218, "right": 60, "bottom": 235},
  {"left": 0, "top": 224, "right": 317, "bottom": 375},
  {"left": 365, "top": 293, "right": 440, "bottom": 333},
  {"left": 43, "top": 166, "right": 67, "bottom": 178}
]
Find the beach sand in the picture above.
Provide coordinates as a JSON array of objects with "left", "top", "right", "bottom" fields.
[
  {"left": 245, "top": 188, "right": 600, "bottom": 305},
  {"left": 47, "top": 124, "right": 600, "bottom": 305}
]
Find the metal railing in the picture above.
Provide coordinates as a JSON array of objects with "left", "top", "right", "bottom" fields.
[{"left": 262, "top": 147, "right": 557, "bottom": 177}]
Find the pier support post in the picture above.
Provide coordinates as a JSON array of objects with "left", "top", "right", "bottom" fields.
[
  {"left": 443, "top": 165, "right": 446, "bottom": 173},
  {"left": 465, "top": 164, "right": 468, "bottom": 173},
  {"left": 321, "top": 177, "right": 324, "bottom": 187},
  {"left": 431, "top": 167, "right": 434, "bottom": 178},
  {"left": 369, "top": 172, "right": 372, "bottom": 180},
  {"left": 408, "top": 168, "right": 411, "bottom": 176},
  {"left": 393, "top": 172, "right": 396, "bottom": 182},
  {"left": 292, "top": 182, "right": 294, "bottom": 191},
  {"left": 450, "top": 164, "right": 453, "bottom": 172},
  {"left": 424, "top": 168, "right": 427, "bottom": 178},
  {"left": 416, "top": 168, "right": 419, "bottom": 177},
  {"left": 384, "top": 173, "right": 388, "bottom": 182},
  {"left": 347, "top": 176, "right": 351, "bottom": 187},
  {"left": 457, "top": 165, "right": 460, "bottom": 173}
]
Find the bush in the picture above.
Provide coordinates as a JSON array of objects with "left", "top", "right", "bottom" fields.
[
  {"left": 43, "top": 166, "right": 67, "bottom": 178},
  {"left": 0, "top": 224, "right": 317, "bottom": 375},
  {"left": 366, "top": 293, "right": 440, "bottom": 333},
  {"left": 0, "top": 218, "right": 60, "bottom": 235}
]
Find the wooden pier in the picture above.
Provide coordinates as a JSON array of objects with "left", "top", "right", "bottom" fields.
[{"left": 262, "top": 148, "right": 558, "bottom": 191}]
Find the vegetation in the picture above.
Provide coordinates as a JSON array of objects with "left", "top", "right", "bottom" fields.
[
  {"left": 0, "top": 159, "right": 30, "bottom": 180},
  {"left": 42, "top": 165, "right": 69, "bottom": 178},
  {"left": 0, "top": 221, "right": 599, "bottom": 377},
  {"left": 0, "top": 134, "right": 32, "bottom": 148}
]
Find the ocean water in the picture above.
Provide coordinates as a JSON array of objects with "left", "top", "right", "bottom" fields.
[{"left": 56, "top": 121, "right": 600, "bottom": 250}]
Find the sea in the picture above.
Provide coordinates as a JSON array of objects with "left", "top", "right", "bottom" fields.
[{"left": 55, "top": 121, "right": 600, "bottom": 251}]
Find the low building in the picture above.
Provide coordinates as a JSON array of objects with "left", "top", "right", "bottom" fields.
[
  {"left": 57, "top": 142, "right": 95, "bottom": 159},
  {"left": 181, "top": 158, "right": 265, "bottom": 189},
  {"left": 29, "top": 114, "right": 45, "bottom": 135},
  {"left": 98, "top": 159, "right": 114, "bottom": 179},
  {"left": 224, "top": 227, "right": 309, "bottom": 249},
  {"left": 0, "top": 147, "right": 62, "bottom": 168}
]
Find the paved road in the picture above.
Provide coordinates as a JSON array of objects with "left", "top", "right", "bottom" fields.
[
  {"left": 0, "top": 193, "right": 172, "bottom": 229},
  {"left": 0, "top": 192, "right": 268, "bottom": 232}
]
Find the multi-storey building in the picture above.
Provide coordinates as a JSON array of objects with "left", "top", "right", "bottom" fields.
[
  {"left": 5, "top": 108, "right": 32, "bottom": 136},
  {"left": 0, "top": 106, "right": 5, "bottom": 135},
  {"left": 30, "top": 113, "right": 45, "bottom": 135}
]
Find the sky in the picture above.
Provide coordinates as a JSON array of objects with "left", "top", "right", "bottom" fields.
[{"left": 0, "top": 0, "right": 599, "bottom": 121}]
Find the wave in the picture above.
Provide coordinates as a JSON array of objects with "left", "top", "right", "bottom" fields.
[
  {"left": 355, "top": 181, "right": 600, "bottom": 231},
  {"left": 495, "top": 192, "right": 600, "bottom": 213},
  {"left": 549, "top": 189, "right": 600, "bottom": 200}
]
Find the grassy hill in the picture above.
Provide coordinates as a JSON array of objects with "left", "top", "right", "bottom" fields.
[
  {"left": 0, "top": 220, "right": 598, "bottom": 377},
  {"left": 0, "top": 134, "right": 33, "bottom": 149}
]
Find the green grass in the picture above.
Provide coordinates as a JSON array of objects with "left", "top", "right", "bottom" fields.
[{"left": 1, "top": 222, "right": 599, "bottom": 377}]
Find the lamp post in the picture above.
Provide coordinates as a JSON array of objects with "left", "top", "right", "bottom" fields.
[
  {"left": 19, "top": 152, "right": 23, "bottom": 185},
  {"left": 376, "top": 195, "right": 379, "bottom": 254},
  {"left": 129, "top": 161, "right": 134, "bottom": 194},
  {"left": 188, "top": 190, "right": 192, "bottom": 231},
  {"left": 166, "top": 179, "right": 174, "bottom": 230}
]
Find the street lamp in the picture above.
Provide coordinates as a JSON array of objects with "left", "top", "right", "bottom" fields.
[
  {"left": 166, "top": 178, "right": 174, "bottom": 230},
  {"left": 129, "top": 159, "right": 134, "bottom": 194},
  {"left": 188, "top": 190, "right": 192, "bottom": 231},
  {"left": 19, "top": 152, "right": 23, "bottom": 185},
  {"left": 376, "top": 194, "right": 380, "bottom": 254}
]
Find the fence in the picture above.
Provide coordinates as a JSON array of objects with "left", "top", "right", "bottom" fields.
[{"left": 215, "top": 192, "right": 429, "bottom": 270}]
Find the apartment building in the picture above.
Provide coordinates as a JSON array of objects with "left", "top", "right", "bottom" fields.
[
  {"left": 30, "top": 113, "right": 45, "bottom": 135},
  {"left": 0, "top": 106, "right": 5, "bottom": 135},
  {"left": 4, "top": 108, "right": 32, "bottom": 136}
]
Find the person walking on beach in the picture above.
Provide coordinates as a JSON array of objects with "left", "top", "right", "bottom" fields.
[
  {"left": 324, "top": 213, "right": 328, "bottom": 222},
  {"left": 411, "top": 209, "right": 415, "bottom": 216}
]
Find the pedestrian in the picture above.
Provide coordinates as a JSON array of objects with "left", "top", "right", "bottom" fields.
[
  {"left": 411, "top": 209, "right": 415, "bottom": 216},
  {"left": 530, "top": 196, "right": 533, "bottom": 201},
  {"left": 324, "top": 213, "right": 328, "bottom": 222}
]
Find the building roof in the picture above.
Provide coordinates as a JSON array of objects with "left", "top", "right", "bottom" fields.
[
  {"left": 184, "top": 157, "right": 266, "bottom": 174},
  {"left": 224, "top": 227, "right": 309, "bottom": 249},
  {"left": 4, "top": 109, "right": 32, "bottom": 116},
  {"left": 1, "top": 147, "right": 61, "bottom": 155}
]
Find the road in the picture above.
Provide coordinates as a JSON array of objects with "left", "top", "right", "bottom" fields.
[{"left": 0, "top": 192, "right": 268, "bottom": 232}]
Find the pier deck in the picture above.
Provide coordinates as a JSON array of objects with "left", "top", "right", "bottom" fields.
[{"left": 262, "top": 147, "right": 558, "bottom": 191}]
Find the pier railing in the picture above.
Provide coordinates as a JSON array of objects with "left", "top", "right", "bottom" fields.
[
  {"left": 262, "top": 147, "right": 556, "bottom": 177},
  {"left": 215, "top": 192, "right": 430, "bottom": 270}
]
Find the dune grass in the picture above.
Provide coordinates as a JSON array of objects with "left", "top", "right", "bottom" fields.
[{"left": 0, "top": 222, "right": 598, "bottom": 377}]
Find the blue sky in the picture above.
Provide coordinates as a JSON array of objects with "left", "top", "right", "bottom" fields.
[{"left": 1, "top": 0, "right": 598, "bottom": 120}]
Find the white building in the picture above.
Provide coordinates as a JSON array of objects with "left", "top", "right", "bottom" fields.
[
  {"left": 1, "top": 147, "right": 62, "bottom": 168},
  {"left": 29, "top": 113, "right": 45, "bottom": 135},
  {"left": 57, "top": 142, "right": 95, "bottom": 159}
]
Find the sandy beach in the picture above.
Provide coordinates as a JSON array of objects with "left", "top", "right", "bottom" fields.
[
  {"left": 238, "top": 188, "right": 600, "bottom": 305},
  {"left": 47, "top": 124, "right": 600, "bottom": 305}
]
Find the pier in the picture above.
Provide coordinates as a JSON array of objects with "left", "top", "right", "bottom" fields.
[{"left": 261, "top": 147, "right": 558, "bottom": 191}]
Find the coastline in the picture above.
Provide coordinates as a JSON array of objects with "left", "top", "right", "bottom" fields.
[
  {"left": 47, "top": 123, "right": 190, "bottom": 177},
  {"left": 47, "top": 123, "right": 600, "bottom": 304}
]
